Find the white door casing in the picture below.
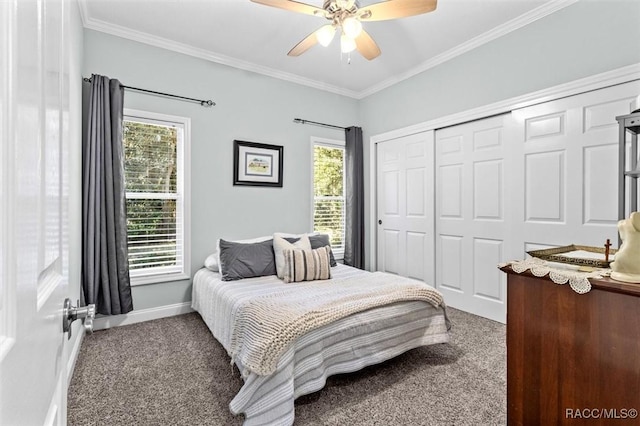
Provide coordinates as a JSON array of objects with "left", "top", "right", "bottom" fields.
[
  {"left": 1, "top": 1, "right": 71, "bottom": 425},
  {"left": 435, "top": 114, "right": 514, "bottom": 323},
  {"left": 376, "top": 131, "right": 435, "bottom": 286}
]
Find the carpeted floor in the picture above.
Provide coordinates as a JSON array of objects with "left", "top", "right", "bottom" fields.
[{"left": 68, "top": 307, "right": 506, "bottom": 426}]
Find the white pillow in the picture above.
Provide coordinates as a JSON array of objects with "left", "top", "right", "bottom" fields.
[
  {"left": 204, "top": 252, "right": 219, "bottom": 272},
  {"left": 273, "top": 234, "right": 311, "bottom": 279}
]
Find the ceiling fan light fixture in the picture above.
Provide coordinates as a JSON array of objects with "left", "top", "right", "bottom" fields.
[
  {"left": 340, "top": 33, "right": 356, "bottom": 53},
  {"left": 336, "top": 0, "right": 356, "bottom": 10},
  {"left": 251, "top": 0, "right": 438, "bottom": 60},
  {"left": 342, "top": 16, "right": 362, "bottom": 38},
  {"left": 316, "top": 24, "right": 336, "bottom": 47}
]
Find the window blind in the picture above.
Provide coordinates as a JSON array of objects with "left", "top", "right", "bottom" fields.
[
  {"left": 313, "top": 145, "right": 345, "bottom": 252},
  {"left": 123, "top": 119, "right": 183, "bottom": 276}
]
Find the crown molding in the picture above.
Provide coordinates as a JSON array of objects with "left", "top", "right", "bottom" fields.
[
  {"left": 78, "top": 1, "right": 360, "bottom": 99},
  {"left": 78, "top": 0, "right": 577, "bottom": 100},
  {"left": 370, "top": 62, "right": 640, "bottom": 143},
  {"left": 358, "top": 0, "right": 579, "bottom": 98},
  {"left": 76, "top": 0, "right": 89, "bottom": 27}
]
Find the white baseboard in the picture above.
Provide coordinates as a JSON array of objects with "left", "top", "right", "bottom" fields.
[
  {"left": 93, "top": 302, "right": 194, "bottom": 331},
  {"left": 66, "top": 324, "right": 84, "bottom": 387}
]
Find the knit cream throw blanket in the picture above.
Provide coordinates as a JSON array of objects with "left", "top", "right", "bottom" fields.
[{"left": 229, "top": 271, "right": 445, "bottom": 377}]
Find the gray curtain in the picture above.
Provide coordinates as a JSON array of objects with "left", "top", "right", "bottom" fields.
[
  {"left": 344, "top": 126, "right": 365, "bottom": 269},
  {"left": 82, "top": 74, "right": 133, "bottom": 315}
]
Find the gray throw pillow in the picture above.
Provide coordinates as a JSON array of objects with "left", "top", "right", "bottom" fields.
[
  {"left": 309, "top": 234, "right": 338, "bottom": 267},
  {"left": 218, "top": 239, "right": 276, "bottom": 281}
]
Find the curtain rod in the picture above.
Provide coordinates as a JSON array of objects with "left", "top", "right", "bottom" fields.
[
  {"left": 82, "top": 77, "right": 215, "bottom": 107},
  {"left": 293, "top": 118, "right": 347, "bottom": 131}
]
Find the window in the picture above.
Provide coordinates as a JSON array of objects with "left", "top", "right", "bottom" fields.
[
  {"left": 312, "top": 138, "right": 345, "bottom": 258},
  {"left": 123, "top": 110, "right": 190, "bottom": 285}
]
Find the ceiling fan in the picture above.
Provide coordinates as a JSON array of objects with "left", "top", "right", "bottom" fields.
[{"left": 250, "top": 0, "right": 438, "bottom": 60}]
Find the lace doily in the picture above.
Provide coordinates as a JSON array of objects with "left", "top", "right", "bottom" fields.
[{"left": 501, "top": 258, "right": 611, "bottom": 294}]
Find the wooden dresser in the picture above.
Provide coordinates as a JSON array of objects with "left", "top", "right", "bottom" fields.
[{"left": 501, "top": 266, "right": 640, "bottom": 425}]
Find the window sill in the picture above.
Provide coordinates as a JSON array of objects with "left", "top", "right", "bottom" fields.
[{"left": 130, "top": 272, "right": 190, "bottom": 286}]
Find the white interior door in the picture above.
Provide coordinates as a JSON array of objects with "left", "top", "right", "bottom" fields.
[
  {"left": 376, "top": 131, "right": 435, "bottom": 285},
  {"left": 374, "top": 81, "right": 639, "bottom": 325},
  {"left": 509, "top": 80, "right": 640, "bottom": 256},
  {"left": 1, "top": 1, "right": 71, "bottom": 424},
  {"left": 435, "top": 114, "right": 514, "bottom": 323},
  {"left": 433, "top": 82, "right": 640, "bottom": 324}
]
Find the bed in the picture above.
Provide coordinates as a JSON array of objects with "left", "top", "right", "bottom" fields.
[{"left": 192, "top": 259, "right": 450, "bottom": 426}]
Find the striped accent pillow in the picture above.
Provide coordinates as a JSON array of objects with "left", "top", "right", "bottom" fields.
[{"left": 282, "top": 246, "right": 332, "bottom": 283}]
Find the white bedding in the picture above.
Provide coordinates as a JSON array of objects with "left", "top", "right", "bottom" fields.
[{"left": 192, "top": 264, "right": 450, "bottom": 426}]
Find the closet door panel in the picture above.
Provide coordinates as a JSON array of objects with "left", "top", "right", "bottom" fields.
[
  {"left": 435, "top": 114, "right": 510, "bottom": 323},
  {"left": 511, "top": 81, "right": 640, "bottom": 255},
  {"left": 376, "top": 131, "right": 435, "bottom": 284}
]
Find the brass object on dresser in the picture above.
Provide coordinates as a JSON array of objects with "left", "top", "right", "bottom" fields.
[
  {"left": 501, "top": 266, "right": 640, "bottom": 425},
  {"left": 526, "top": 244, "right": 617, "bottom": 269}
]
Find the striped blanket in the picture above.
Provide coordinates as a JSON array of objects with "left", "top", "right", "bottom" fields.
[{"left": 229, "top": 271, "right": 445, "bottom": 376}]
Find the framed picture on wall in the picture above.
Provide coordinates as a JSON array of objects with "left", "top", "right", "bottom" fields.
[{"left": 233, "top": 140, "right": 284, "bottom": 187}]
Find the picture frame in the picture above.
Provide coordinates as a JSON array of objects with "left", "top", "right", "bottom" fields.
[{"left": 233, "top": 140, "right": 284, "bottom": 187}]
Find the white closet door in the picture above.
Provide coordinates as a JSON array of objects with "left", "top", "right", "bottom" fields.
[
  {"left": 510, "top": 81, "right": 640, "bottom": 257},
  {"left": 435, "top": 114, "right": 513, "bottom": 323},
  {"left": 376, "top": 131, "right": 435, "bottom": 285},
  {"left": 376, "top": 80, "right": 640, "bottom": 325}
]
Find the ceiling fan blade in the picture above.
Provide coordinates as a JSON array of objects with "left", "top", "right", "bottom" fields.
[
  {"left": 250, "top": 0, "right": 327, "bottom": 17},
  {"left": 287, "top": 29, "right": 320, "bottom": 56},
  {"left": 359, "top": 0, "right": 437, "bottom": 22},
  {"left": 355, "top": 30, "right": 381, "bottom": 60}
]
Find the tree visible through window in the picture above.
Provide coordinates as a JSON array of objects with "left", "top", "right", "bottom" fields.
[
  {"left": 314, "top": 143, "right": 345, "bottom": 255},
  {"left": 123, "top": 112, "right": 189, "bottom": 283}
]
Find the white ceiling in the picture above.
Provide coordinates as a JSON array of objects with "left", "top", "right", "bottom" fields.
[{"left": 79, "top": 0, "right": 576, "bottom": 99}]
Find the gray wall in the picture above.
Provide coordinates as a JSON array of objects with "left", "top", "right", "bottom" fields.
[
  {"left": 83, "top": 30, "right": 359, "bottom": 310},
  {"left": 359, "top": 0, "right": 640, "bottom": 268},
  {"left": 360, "top": 0, "right": 640, "bottom": 136},
  {"left": 83, "top": 0, "right": 640, "bottom": 310}
]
